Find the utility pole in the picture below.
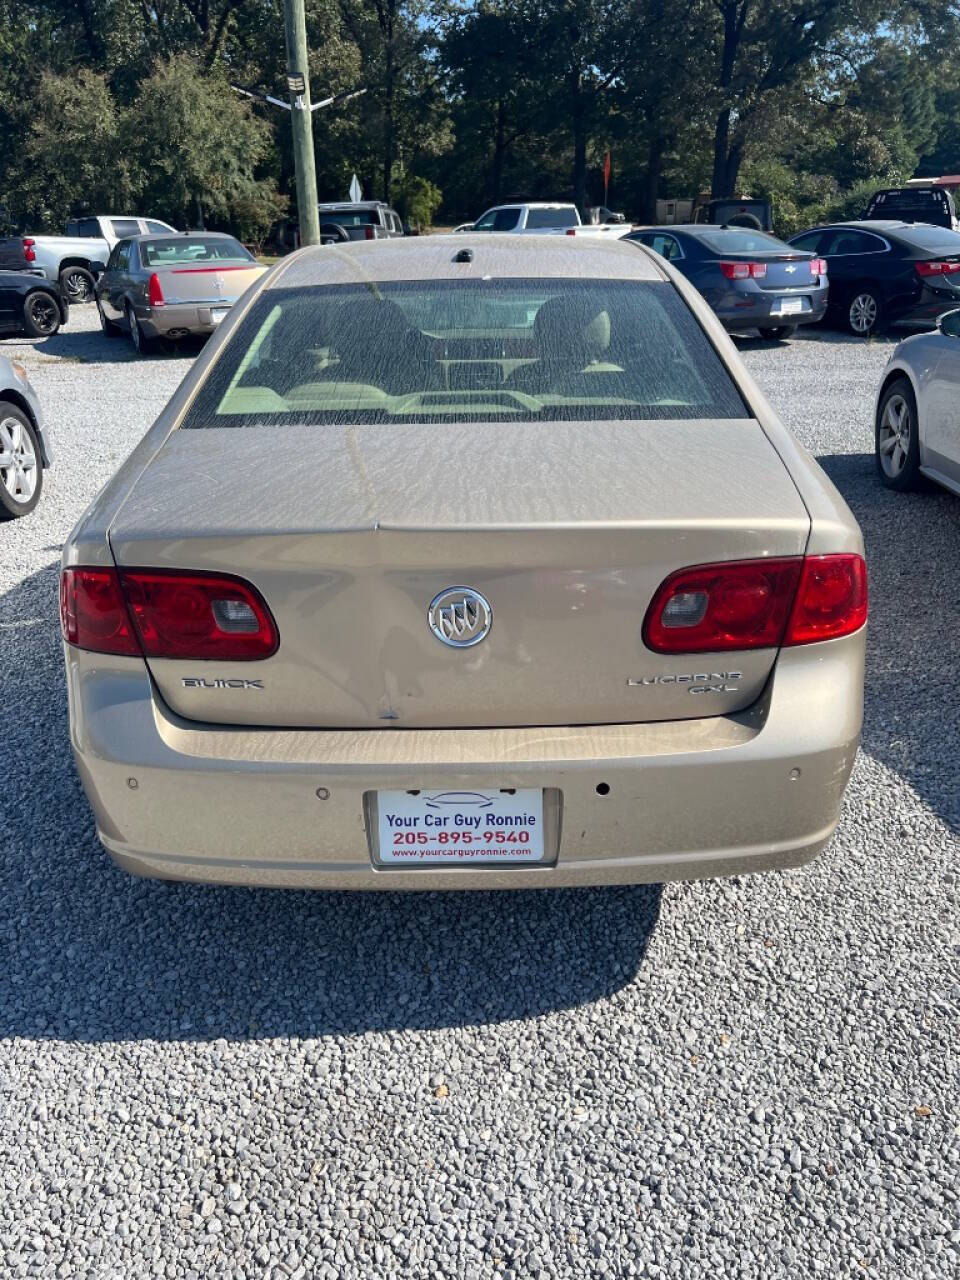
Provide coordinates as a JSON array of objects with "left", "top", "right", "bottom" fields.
[{"left": 283, "top": 0, "right": 320, "bottom": 246}]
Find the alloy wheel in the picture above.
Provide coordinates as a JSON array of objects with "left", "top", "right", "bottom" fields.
[
  {"left": 128, "top": 306, "right": 141, "bottom": 352},
  {"left": 63, "top": 270, "right": 93, "bottom": 302},
  {"left": 849, "top": 292, "right": 878, "bottom": 335},
  {"left": 0, "top": 415, "right": 38, "bottom": 503},
  {"left": 26, "top": 293, "right": 59, "bottom": 336},
  {"left": 877, "top": 394, "right": 911, "bottom": 478}
]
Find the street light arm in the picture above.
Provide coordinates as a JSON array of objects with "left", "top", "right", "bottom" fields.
[
  {"left": 310, "top": 86, "right": 367, "bottom": 112},
  {"left": 230, "top": 83, "right": 292, "bottom": 111}
]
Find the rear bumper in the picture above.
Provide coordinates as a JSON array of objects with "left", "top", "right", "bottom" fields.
[
  {"left": 716, "top": 292, "right": 828, "bottom": 331},
  {"left": 65, "top": 630, "right": 864, "bottom": 890},
  {"left": 137, "top": 303, "right": 231, "bottom": 338}
]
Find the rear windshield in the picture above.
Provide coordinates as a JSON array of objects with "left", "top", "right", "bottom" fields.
[
  {"left": 319, "top": 211, "right": 378, "bottom": 227},
  {"left": 525, "top": 208, "right": 579, "bottom": 229},
  {"left": 695, "top": 230, "right": 790, "bottom": 254},
  {"left": 894, "top": 225, "right": 960, "bottom": 252},
  {"left": 141, "top": 237, "right": 253, "bottom": 266},
  {"left": 182, "top": 279, "right": 749, "bottom": 427}
]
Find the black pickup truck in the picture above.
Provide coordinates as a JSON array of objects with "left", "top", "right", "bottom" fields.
[{"left": 0, "top": 236, "right": 32, "bottom": 273}]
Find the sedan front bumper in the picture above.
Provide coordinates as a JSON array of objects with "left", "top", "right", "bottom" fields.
[{"left": 65, "top": 628, "right": 864, "bottom": 891}]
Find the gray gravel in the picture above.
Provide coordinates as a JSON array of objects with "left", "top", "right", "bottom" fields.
[{"left": 1, "top": 308, "right": 958, "bottom": 1279}]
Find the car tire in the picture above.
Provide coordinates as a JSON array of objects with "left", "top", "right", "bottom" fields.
[
  {"left": 22, "top": 290, "right": 61, "bottom": 338},
  {"left": 875, "top": 378, "right": 922, "bottom": 491},
  {"left": 759, "top": 325, "right": 798, "bottom": 341},
  {"left": 59, "top": 266, "right": 95, "bottom": 304},
  {"left": 319, "top": 222, "right": 350, "bottom": 244},
  {"left": 847, "top": 286, "right": 884, "bottom": 337},
  {"left": 0, "top": 401, "right": 42, "bottom": 520},
  {"left": 97, "top": 299, "right": 121, "bottom": 337},
  {"left": 126, "top": 303, "right": 158, "bottom": 355}
]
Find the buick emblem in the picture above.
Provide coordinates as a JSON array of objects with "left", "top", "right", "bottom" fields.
[{"left": 428, "top": 587, "right": 492, "bottom": 648}]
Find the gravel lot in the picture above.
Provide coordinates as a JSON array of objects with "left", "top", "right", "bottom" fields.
[{"left": 1, "top": 307, "right": 958, "bottom": 1279}]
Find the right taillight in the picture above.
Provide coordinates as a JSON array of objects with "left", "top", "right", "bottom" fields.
[
  {"left": 782, "top": 554, "right": 867, "bottom": 646},
  {"left": 915, "top": 259, "right": 960, "bottom": 277},
  {"left": 643, "top": 554, "right": 866, "bottom": 654},
  {"left": 60, "top": 567, "right": 279, "bottom": 659},
  {"left": 22, "top": 237, "right": 35, "bottom": 262}
]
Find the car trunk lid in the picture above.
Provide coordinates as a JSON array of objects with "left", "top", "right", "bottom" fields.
[
  {"left": 108, "top": 419, "right": 810, "bottom": 729},
  {"left": 153, "top": 263, "right": 265, "bottom": 305}
]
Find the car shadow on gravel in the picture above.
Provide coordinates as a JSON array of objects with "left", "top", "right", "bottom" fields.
[
  {"left": 12, "top": 323, "right": 207, "bottom": 365},
  {"left": 0, "top": 563, "right": 662, "bottom": 1044},
  {"left": 817, "top": 451, "right": 960, "bottom": 835}
]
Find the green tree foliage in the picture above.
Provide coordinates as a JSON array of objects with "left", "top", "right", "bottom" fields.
[{"left": 393, "top": 171, "right": 443, "bottom": 227}]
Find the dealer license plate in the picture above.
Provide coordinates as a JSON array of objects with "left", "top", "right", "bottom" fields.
[
  {"left": 210, "top": 307, "right": 230, "bottom": 324},
  {"left": 772, "top": 297, "right": 804, "bottom": 316},
  {"left": 375, "top": 788, "right": 545, "bottom": 865}
]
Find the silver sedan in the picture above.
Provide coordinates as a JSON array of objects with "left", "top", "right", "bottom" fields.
[
  {"left": 0, "top": 354, "right": 50, "bottom": 521},
  {"left": 875, "top": 307, "right": 960, "bottom": 494}
]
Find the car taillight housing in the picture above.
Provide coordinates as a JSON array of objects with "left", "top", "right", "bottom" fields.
[
  {"left": 719, "top": 261, "right": 767, "bottom": 280},
  {"left": 22, "top": 237, "right": 35, "bottom": 262},
  {"left": 148, "top": 272, "right": 165, "bottom": 305},
  {"left": 915, "top": 259, "right": 960, "bottom": 277},
  {"left": 364, "top": 226, "right": 375, "bottom": 240},
  {"left": 809, "top": 257, "right": 827, "bottom": 276},
  {"left": 60, "top": 567, "right": 278, "bottom": 659},
  {"left": 643, "top": 555, "right": 867, "bottom": 654}
]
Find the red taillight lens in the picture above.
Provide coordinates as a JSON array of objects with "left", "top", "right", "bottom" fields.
[
  {"left": 644, "top": 559, "right": 803, "bottom": 653},
  {"left": 148, "top": 273, "right": 165, "bottom": 305},
  {"left": 915, "top": 260, "right": 960, "bottom": 277},
  {"left": 643, "top": 554, "right": 867, "bottom": 654},
  {"left": 783, "top": 554, "right": 867, "bottom": 646},
  {"left": 719, "top": 261, "right": 766, "bottom": 280},
  {"left": 118, "top": 569, "right": 278, "bottom": 659},
  {"left": 810, "top": 257, "right": 827, "bottom": 276},
  {"left": 61, "top": 567, "right": 278, "bottom": 659},
  {"left": 60, "top": 568, "right": 141, "bottom": 656},
  {"left": 364, "top": 226, "right": 375, "bottom": 240},
  {"left": 566, "top": 228, "right": 577, "bottom": 236},
  {"left": 22, "top": 237, "right": 35, "bottom": 262}
]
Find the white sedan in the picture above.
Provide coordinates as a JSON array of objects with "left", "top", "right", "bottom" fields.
[{"left": 875, "top": 307, "right": 960, "bottom": 494}]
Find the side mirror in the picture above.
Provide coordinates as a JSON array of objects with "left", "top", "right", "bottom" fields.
[{"left": 937, "top": 308, "right": 960, "bottom": 338}]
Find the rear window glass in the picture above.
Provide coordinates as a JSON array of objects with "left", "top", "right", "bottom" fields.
[
  {"left": 111, "top": 219, "right": 141, "bottom": 238},
  {"left": 894, "top": 226, "right": 960, "bottom": 252},
  {"left": 140, "top": 237, "right": 254, "bottom": 266},
  {"left": 525, "top": 208, "right": 578, "bottom": 229},
  {"left": 181, "top": 278, "right": 749, "bottom": 427},
  {"left": 319, "top": 211, "right": 378, "bottom": 227},
  {"left": 695, "top": 230, "right": 789, "bottom": 254}
]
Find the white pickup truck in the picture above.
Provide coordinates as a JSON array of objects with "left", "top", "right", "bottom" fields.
[
  {"left": 21, "top": 215, "right": 177, "bottom": 303},
  {"left": 470, "top": 202, "right": 630, "bottom": 236}
]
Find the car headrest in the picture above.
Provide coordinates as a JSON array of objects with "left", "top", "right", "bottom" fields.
[{"left": 533, "top": 296, "right": 611, "bottom": 357}]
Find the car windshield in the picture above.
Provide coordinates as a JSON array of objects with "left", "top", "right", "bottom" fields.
[
  {"left": 695, "top": 230, "right": 790, "bottom": 254},
  {"left": 182, "top": 278, "right": 749, "bottom": 427},
  {"left": 140, "top": 237, "right": 253, "bottom": 266},
  {"left": 894, "top": 226, "right": 960, "bottom": 252}
]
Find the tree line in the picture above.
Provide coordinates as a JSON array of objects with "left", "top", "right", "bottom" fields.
[{"left": 0, "top": 0, "right": 957, "bottom": 242}]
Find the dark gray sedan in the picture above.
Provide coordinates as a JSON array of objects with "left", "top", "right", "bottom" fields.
[
  {"left": 625, "top": 226, "right": 829, "bottom": 340},
  {"left": 92, "top": 233, "right": 266, "bottom": 355}
]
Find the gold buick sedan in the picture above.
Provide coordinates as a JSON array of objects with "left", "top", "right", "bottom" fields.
[{"left": 61, "top": 236, "right": 866, "bottom": 889}]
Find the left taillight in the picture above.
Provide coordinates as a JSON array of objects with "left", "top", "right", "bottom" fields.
[
  {"left": 642, "top": 555, "right": 867, "bottom": 655},
  {"left": 60, "top": 568, "right": 141, "bottom": 656},
  {"left": 60, "top": 568, "right": 278, "bottom": 660},
  {"left": 719, "top": 261, "right": 767, "bottom": 280},
  {"left": 22, "top": 237, "right": 35, "bottom": 263},
  {"left": 148, "top": 273, "right": 165, "bottom": 305}
]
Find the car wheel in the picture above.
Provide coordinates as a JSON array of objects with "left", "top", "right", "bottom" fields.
[
  {"left": 875, "top": 378, "right": 921, "bottom": 491},
  {"left": 22, "top": 290, "right": 61, "bottom": 338},
  {"left": 126, "top": 303, "right": 157, "bottom": 355},
  {"left": 59, "top": 266, "right": 95, "bottom": 303},
  {"left": 848, "top": 287, "right": 884, "bottom": 337},
  {"left": 759, "top": 325, "right": 798, "bottom": 341},
  {"left": 0, "top": 401, "right": 42, "bottom": 520},
  {"left": 97, "top": 299, "right": 121, "bottom": 337}
]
